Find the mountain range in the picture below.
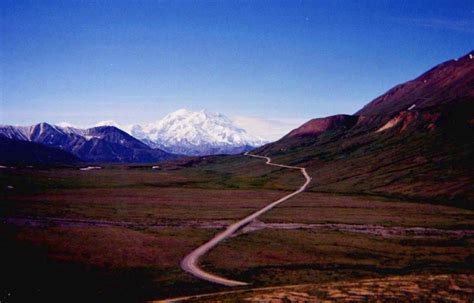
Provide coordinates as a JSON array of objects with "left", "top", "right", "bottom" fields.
[
  {"left": 0, "top": 123, "right": 176, "bottom": 163},
  {"left": 0, "top": 109, "right": 267, "bottom": 163},
  {"left": 97, "top": 109, "right": 266, "bottom": 156},
  {"left": 253, "top": 50, "right": 473, "bottom": 206}
]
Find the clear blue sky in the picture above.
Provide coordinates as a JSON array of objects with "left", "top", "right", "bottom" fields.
[{"left": 1, "top": 0, "right": 473, "bottom": 126}]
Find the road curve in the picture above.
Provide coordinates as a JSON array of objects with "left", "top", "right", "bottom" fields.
[{"left": 180, "top": 152, "right": 312, "bottom": 286}]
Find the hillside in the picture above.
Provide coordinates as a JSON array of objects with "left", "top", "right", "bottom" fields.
[{"left": 253, "top": 51, "right": 474, "bottom": 207}]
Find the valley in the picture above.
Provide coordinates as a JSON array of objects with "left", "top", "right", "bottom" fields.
[{"left": 1, "top": 153, "right": 473, "bottom": 302}]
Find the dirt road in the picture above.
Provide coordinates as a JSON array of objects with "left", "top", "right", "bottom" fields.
[{"left": 180, "top": 152, "right": 312, "bottom": 286}]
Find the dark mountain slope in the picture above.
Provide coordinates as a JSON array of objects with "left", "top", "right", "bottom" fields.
[
  {"left": 85, "top": 126, "right": 151, "bottom": 149},
  {"left": 0, "top": 136, "right": 80, "bottom": 165},
  {"left": 253, "top": 51, "right": 474, "bottom": 207},
  {"left": 72, "top": 126, "right": 174, "bottom": 163}
]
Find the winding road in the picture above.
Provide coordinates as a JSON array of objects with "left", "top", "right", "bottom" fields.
[{"left": 180, "top": 152, "right": 312, "bottom": 286}]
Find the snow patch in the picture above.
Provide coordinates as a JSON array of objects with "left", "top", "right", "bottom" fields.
[
  {"left": 94, "top": 120, "right": 122, "bottom": 128},
  {"left": 79, "top": 166, "right": 102, "bottom": 171}
]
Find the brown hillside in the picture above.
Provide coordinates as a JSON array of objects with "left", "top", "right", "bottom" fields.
[{"left": 253, "top": 51, "right": 474, "bottom": 207}]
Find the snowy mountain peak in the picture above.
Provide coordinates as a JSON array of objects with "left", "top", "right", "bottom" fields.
[
  {"left": 57, "top": 122, "right": 76, "bottom": 128},
  {"left": 129, "top": 109, "right": 266, "bottom": 156},
  {"left": 94, "top": 120, "right": 122, "bottom": 128},
  {"left": 161, "top": 108, "right": 226, "bottom": 124}
]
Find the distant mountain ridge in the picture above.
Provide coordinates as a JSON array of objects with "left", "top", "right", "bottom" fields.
[
  {"left": 98, "top": 109, "right": 267, "bottom": 156},
  {"left": 0, "top": 123, "right": 177, "bottom": 163},
  {"left": 0, "top": 109, "right": 269, "bottom": 163}
]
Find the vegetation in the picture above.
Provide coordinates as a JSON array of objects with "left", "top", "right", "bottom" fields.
[{"left": 1, "top": 157, "right": 472, "bottom": 301}]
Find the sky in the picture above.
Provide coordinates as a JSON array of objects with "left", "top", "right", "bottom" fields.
[{"left": 1, "top": 0, "right": 473, "bottom": 136}]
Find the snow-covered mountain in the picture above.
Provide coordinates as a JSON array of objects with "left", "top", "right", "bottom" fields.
[
  {"left": 100, "top": 109, "right": 267, "bottom": 156},
  {"left": 0, "top": 109, "right": 268, "bottom": 161}
]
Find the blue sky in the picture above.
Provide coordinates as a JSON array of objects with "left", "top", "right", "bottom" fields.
[{"left": 1, "top": 0, "right": 473, "bottom": 127}]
